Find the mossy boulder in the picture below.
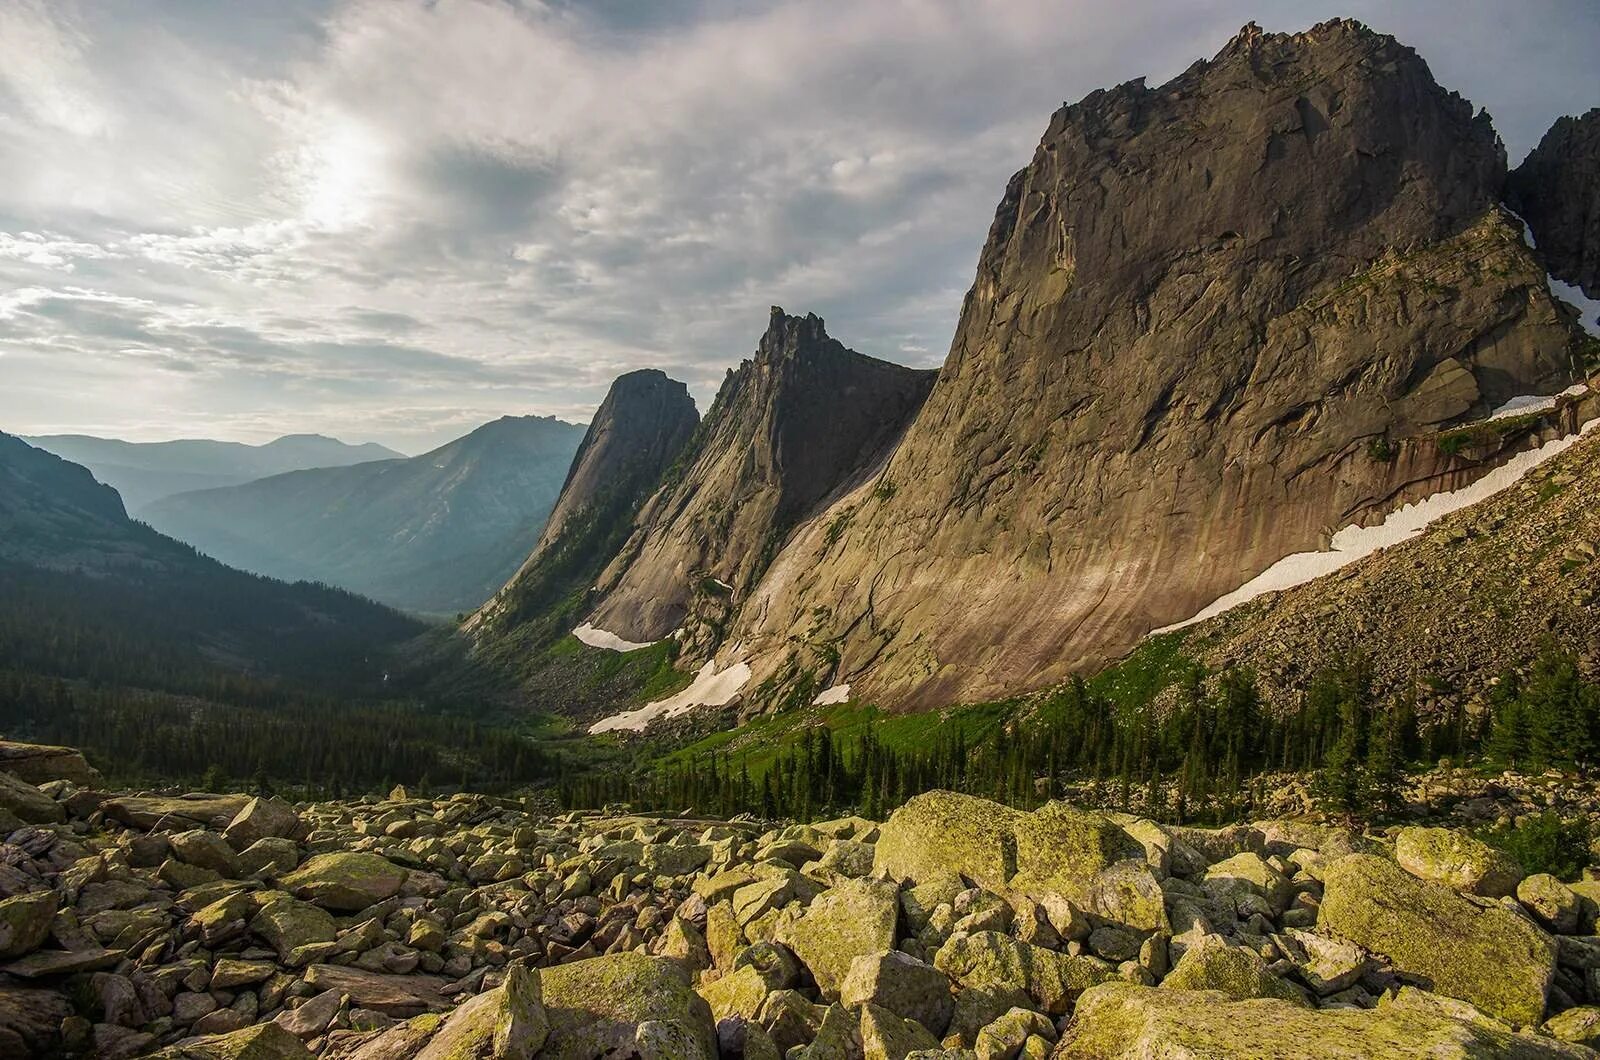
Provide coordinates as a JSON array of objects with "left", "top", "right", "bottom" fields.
[
  {"left": 696, "top": 965, "right": 771, "bottom": 1022},
  {"left": 415, "top": 963, "right": 547, "bottom": 1060},
  {"left": 1320, "top": 853, "right": 1554, "bottom": 1026},
  {"left": 0, "top": 771, "right": 63, "bottom": 825},
  {"left": 250, "top": 894, "right": 336, "bottom": 962},
  {"left": 875, "top": 792, "right": 1025, "bottom": 890},
  {"left": 145, "top": 1021, "right": 313, "bottom": 1059},
  {"left": 1010, "top": 802, "right": 1146, "bottom": 901},
  {"left": 0, "top": 892, "right": 55, "bottom": 958},
  {"left": 780, "top": 878, "right": 898, "bottom": 998},
  {"left": 1056, "top": 982, "right": 1589, "bottom": 1058},
  {"left": 1201, "top": 852, "right": 1294, "bottom": 915},
  {"left": 1395, "top": 827, "right": 1524, "bottom": 898},
  {"left": 541, "top": 953, "right": 716, "bottom": 1060},
  {"left": 278, "top": 851, "right": 407, "bottom": 911},
  {"left": 840, "top": 950, "right": 954, "bottom": 1037},
  {"left": 934, "top": 931, "right": 1114, "bottom": 1016},
  {"left": 1159, "top": 934, "right": 1306, "bottom": 1004},
  {"left": 860, "top": 1002, "right": 940, "bottom": 1060}
]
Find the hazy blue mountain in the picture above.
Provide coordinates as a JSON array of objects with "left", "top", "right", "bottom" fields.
[
  {"left": 22, "top": 432, "right": 404, "bottom": 509},
  {"left": 0, "top": 431, "right": 421, "bottom": 687},
  {"left": 141, "top": 416, "right": 587, "bottom": 614}
]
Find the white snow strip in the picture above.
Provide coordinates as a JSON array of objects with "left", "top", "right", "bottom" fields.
[
  {"left": 812, "top": 684, "right": 851, "bottom": 706},
  {"left": 588, "top": 658, "right": 753, "bottom": 734},
  {"left": 1154, "top": 416, "right": 1600, "bottom": 634},
  {"left": 573, "top": 623, "right": 655, "bottom": 653},
  {"left": 1487, "top": 383, "right": 1590, "bottom": 422}
]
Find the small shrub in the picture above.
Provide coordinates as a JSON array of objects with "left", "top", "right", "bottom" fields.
[
  {"left": 1476, "top": 812, "right": 1592, "bottom": 882},
  {"left": 872, "top": 478, "right": 897, "bottom": 502},
  {"left": 1366, "top": 436, "right": 1394, "bottom": 463}
]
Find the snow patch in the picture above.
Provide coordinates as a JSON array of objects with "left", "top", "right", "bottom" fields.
[
  {"left": 573, "top": 623, "right": 654, "bottom": 653},
  {"left": 587, "top": 658, "right": 753, "bottom": 734},
  {"left": 1154, "top": 416, "right": 1600, "bottom": 634},
  {"left": 1487, "top": 383, "right": 1590, "bottom": 422},
  {"left": 812, "top": 684, "right": 851, "bottom": 706}
]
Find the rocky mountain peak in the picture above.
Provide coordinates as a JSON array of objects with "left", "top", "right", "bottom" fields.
[
  {"left": 754, "top": 306, "right": 832, "bottom": 363},
  {"left": 717, "top": 19, "right": 1583, "bottom": 711},
  {"left": 586, "top": 312, "right": 935, "bottom": 648},
  {"left": 1509, "top": 108, "right": 1600, "bottom": 299}
]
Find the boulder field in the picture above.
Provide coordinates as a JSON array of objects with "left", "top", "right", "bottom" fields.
[{"left": 0, "top": 747, "right": 1599, "bottom": 1057}]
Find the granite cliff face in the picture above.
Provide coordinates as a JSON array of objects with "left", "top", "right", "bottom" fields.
[
  {"left": 469, "top": 369, "right": 698, "bottom": 651},
  {"left": 1509, "top": 108, "right": 1600, "bottom": 300},
  {"left": 715, "top": 20, "right": 1586, "bottom": 710},
  {"left": 587, "top": 309, "right": 936, "bottom": 654}
]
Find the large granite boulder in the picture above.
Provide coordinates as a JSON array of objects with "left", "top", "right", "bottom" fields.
[
  {"left": 540, "top": 953, "right": 716, "bottom": 1060},
  {"left": 875, "top": 792, "right": 1024, "bottom": 890},
  {"left": 1394, "top": 827, "right": 1524, "bottom": 898},
  {"left": 0, "top": 740, "right": 103, "bottom": 786},
  {"left": 1056, "top": 982, "right": 1589, "bottom": 1058},
  {"left": 781, "top": 878, "right": 899, "bottom": 997},
  {"left": 278, "top": 852, "right": 407, "bottom": 911},
  {"left": 1320, "top": 853, "right": 1554, "bottom": 1025}
]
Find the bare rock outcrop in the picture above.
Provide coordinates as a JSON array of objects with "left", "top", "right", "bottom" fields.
[
  {"left": 470, "top": 369, "right": 698, "bottom": 650},
  {"left": 720, "top": 20, "right": 1586, "bottom": 710},
  {"left": 1508, "top": 108, "right": 1600, "bottom": 300},
  {"left": 589, "top": 308, "right": 935, "bottom": 653}
]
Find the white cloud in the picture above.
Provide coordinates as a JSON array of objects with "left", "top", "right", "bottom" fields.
[{"left": 0, "top": 0, "right": 1595, "bottom": 451}]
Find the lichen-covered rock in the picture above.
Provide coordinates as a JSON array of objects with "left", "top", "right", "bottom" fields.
[
  {"left": 0, "top": 892, "right": 55, "bottom": 958},
  {"left": 1159, "top": 934, "right": 1306, "bottom": 1004},
  {"left": 697, "top": 966, "right": 771, "bottom": 1023},
  {"left": 1085, "top": 860, "right": 1169, "bottom": 934},
  {"left": 170, "top": 829, "right": 244, "bottom": 878},
  {"left": 101, "top": 793, "right": 251, "bottom": 832},
  {"left": 415, "top": 963, "right": 547, "bottom": 1060},
  {"left": 1010, "top": 802, "right": 1145, "bottom": 902},
  {"left": 840, "top": 950, "right": 953, "bottom": 1037},
  {"left": 0, "top": 771, "right": 63, "bottom": 824},
  {"left": 1394, "top": 827, "right": 1523, "bottom": 898},
  {"left": 860, "top": 1002, "right": 940, "bottom": 1060},
  {"left": 250, "top": 894, "right": 337, "bottom": 962},
  {"left": 0, "top": 740, "right": 103, "bottom": 786},
  {"left": 1201, "top": 852, "right": 1294, "bottom": 915},
  {"left": 541, "top": 953, "right": 716, "bottom": 1060},
  {"left": 934, "top": 932, "right": 1113, "bottom": 1016},
  {"left": 1543, "top": 1005, "right": 1600, "bottom": 1048},
  {"left": 875, "top": 793, "right": 1024, "bottom": 891},
  {"left": 1519, "top": 874, "right": 1583, "bottom": 935},
  {"left": 145, "top": 1021, "right": 313, "bottom": 1059},
  {"left": 781, "top": 878, "right": 898, "bottom": 997},
  {"left": 1056, "top": 982, "right": 1589, "bottom": 1058},
  {"left": 223, "top": 798, "right": 302, "bottom": 850},
  {"left": 278, "top": 852, "right": 407, "bottom": 911},
  {"left": 1320, "top": 853, "right": 1554, "bottom": 1025}
]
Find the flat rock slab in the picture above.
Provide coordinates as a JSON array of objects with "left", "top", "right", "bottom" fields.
[
  {"left": 303, "top": 964, "right": 449, "bottom": 1016},
  {"left": 0, "top": 741, "right": 104, "bottom": 786},
  {"left": 102, "top": 795, "right": 252, "bottom": 832},
  {"left": 3, "top": 946, "right": 124, "bottom": 978}
]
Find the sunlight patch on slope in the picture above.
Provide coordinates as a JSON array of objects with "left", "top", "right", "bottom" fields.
[
  {"left": 573, "top": 622, "right": 654, "bottom": 653},
  {"left": 1154, "top": 417, "right": 1600, "bottom": 634},
  {"left": 588, "top": 658, "right": 752, "bottom": 734}
]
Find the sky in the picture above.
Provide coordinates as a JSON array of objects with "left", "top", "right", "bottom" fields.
[{"left": 1, "top": 1, "right": 1595, "bottom": 453}]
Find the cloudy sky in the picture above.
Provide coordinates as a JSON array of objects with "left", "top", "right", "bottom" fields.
[{"left": 2, "top": 0, "right": 1595, "bottom": 453}]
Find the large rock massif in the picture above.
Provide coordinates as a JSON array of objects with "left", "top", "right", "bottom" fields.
[
  {"left": 710, "top": 20, "right": 1587, "bottom": 710},
  {"left": 3, "top": 742, "right": 1600, "bottom": 1058},
  {"left": 490, "top": 20, "right": 1595, "bottom": 719},
  {"left": 587, "top": 309, "right": 936, "bottom": 654},
  {"left": 469, "top": 370, "right": 699, "bottom": 657},
  {"left": 1510, "top": 108, "right": 1600, "bottom": 300}
]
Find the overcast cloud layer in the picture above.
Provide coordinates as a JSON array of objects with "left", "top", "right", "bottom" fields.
[{"left": 2, "top": 0, "right": 1595, "bottom": 452}]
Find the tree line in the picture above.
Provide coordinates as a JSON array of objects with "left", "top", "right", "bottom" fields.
[{"left": 563, "top": 645, "right": 1599, "bottom": 824}]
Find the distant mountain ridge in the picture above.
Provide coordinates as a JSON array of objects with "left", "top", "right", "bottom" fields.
[
  {"left": 141, "top": 416, "right": 586, "bottom": 614},
  {"left": 0, "top": 432, "right": 420, "bottom": 687},
  {"left": 22, "top": 432, "right": 403, "bottom": 510}
]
